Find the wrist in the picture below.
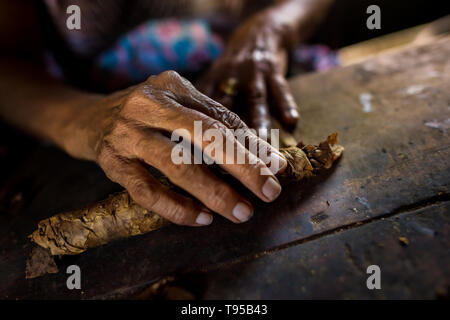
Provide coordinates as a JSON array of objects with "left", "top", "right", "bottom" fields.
[
  {"left": 224, "top": 12, "right": 283, "bottom": 56},
  {"left": 262, "top": 6, "right": 298, "bottom": 49},
  {"left": 56, "top": 94, "right": 105, "bottom": 161}
]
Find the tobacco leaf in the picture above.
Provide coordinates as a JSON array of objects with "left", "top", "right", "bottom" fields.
[
  {"left": 280, "top": 132, "right": 344, "bottom": 181},
  {"left": 25, "top": 245, "right": 58, "bottom": 279}
]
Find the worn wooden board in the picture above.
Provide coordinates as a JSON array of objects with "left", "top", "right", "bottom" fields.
[
  {"left": 0, "top": 37, "right": 449, "bottom": 299},
  {"left": 183, "top": 202, "right": 450, "bottom": 299}
]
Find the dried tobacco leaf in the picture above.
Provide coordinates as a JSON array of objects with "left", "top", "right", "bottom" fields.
[
  {"left": 25, "top": 245, "right": 58, "bottom": 279},
  {"left": 280, "top": 133, "right": 344, "bottom": 181}
]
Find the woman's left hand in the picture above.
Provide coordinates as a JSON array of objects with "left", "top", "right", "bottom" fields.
[{"left": 197, "top": 11, "right": 299, "bottom": 131}]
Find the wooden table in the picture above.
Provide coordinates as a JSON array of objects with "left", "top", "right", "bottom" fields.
[{"left": 0, "top": 36, "right": 449, "bottom": 300}]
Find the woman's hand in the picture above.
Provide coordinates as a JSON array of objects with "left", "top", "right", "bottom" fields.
[
  {"left": 63, "top": 71, "right": 287, "bottom": 227},
  {"left": 197, "top": 10, "right": 300, "bottom": 131}
]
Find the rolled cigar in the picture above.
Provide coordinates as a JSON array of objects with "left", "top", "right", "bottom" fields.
[
  {"left": 30, "top": 192, "right": 169, "bottom": 255},
  {"left": 29, "top": 134, "right": 343, "bottom": 256}
]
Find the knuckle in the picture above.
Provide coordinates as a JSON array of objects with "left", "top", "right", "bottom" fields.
[
  {"left": 238, "top": 160, "right": 265, "bottom": 181},
  {"left": 99, "top": 163, "right": 121, "bottom": 183},
  {"left": 159, "top": 70, "right": 181, "bottom": 82},
  {"left": 249, "top": 90, "right": 265, "bottom": 102},
  {"left": 205, "top": 119, "right": 229, "bottom": 135},
  {"left": 96, "top": 145, "right": 136, "bottom": 185},
  {"left": 266, "top": 55, "right": 277, "bottom": 68},
  {"left": 144, "top": 74, "right": 158, "bottom": 84},
  {"left": 167, "top": 204, "right": 189, "bottom": 225},
  {"left": 127, "top": 177, "right": 149, "bottom": 198},
  {"left": 96, "top": 143, "right": 114, "bottom": 167},
  {"left": 215, "top": 108, "right": 246, "bottom": 130},
  {"left": 125, "top": 85, "right": 150, "bottom": 107},
  {"left": 109, "top": 120, "right": 130, "bottom": 138},
  {"left": 128, "top": 178, "right": 160, "bottom": 209},
  {"left": 133, "top": 137, "right": 148, "bottom": 154},
  {"left": 167, "top": 163, "right": 190, "bottom": 181},
  {"left": 207, "top": 184, "right": 233, "bottom": 213},
  {"left": 100, "top": 124, "right": 136, "bottom": 158},
  {"left": 96, "top": 141, "right": 123, "bottom": 171},
  {"left": 124, "top": 86, "right": 174, "bottom": 120},
  {"left": 248, "top": 83, "right": 266, "bottom": 101}
]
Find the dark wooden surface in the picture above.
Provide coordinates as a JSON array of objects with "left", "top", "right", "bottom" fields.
[
  {"left": 187, "top": 202, "right": 450, "bottom": 299},
  {"left": 0, "top": 37, "right": 449, "bottom": 299}
]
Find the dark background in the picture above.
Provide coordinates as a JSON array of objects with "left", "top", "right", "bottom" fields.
[{"left": 313, "top": 0, "right": 449, "bottom": 48}]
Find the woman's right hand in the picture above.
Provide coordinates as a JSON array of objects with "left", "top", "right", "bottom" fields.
[{"left": 62, "top": 71, "right": 287, "bottom": 226}]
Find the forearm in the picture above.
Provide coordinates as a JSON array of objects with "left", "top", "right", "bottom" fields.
[
  {"left": 0, "top": 57, "right": 104, "bottom": 160},
  {"left": 268, "top": 0, "right": 335, "bottom": 47}
]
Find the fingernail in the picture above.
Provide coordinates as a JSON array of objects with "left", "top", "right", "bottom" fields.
[
  {"left": 269, "top": 152, "right": 287, "bottom": 175},
  {"left": 262, "top": 177, "right": 282, "bottom": 201},
  {"left": 232, "top": 202, "right": 253, "bottom": 222},
  {"left": 196, "top": 212, "right": 213, "bottom": 226},
  {"left": 289, "top": 108, "right": 299, "bottom": 119}
]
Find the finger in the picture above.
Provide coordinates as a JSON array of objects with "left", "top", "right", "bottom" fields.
[
  {"left": 98, "top": 150, "right": 213, "bottom": 226},
  {"left": 133, "top": 131, "right": 254, "bottom": 223},
  {"left": 184, "top": 78, "right": 288, "bottom": 176},
  {"left": 162, "top": 108, "right": 284, "bottom": 203},
  {"left": 246, "top": 71, "right": 270, "bottom": 131},
  {"left": 267, "top": 71, "right": 299, "bottom": 127}
]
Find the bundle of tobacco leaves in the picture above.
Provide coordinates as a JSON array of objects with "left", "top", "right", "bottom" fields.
[{"left": 280, "top": 133, "right": 344, "bottom": 181}]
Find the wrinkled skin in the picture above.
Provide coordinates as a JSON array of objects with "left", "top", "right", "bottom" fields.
[
  {"left": 198, "top": 11, "right": 299, "bottom": 131},
  {"left": 62, "top": 71, "right": 287, "bottom": 226},
  {"left": 0, "top": 0, "right": 334, "bottom": 227}
]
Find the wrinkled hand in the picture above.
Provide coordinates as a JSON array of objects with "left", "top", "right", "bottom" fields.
[
  {"left": 198, "top": 12, "right": 299, "bottom": 130},
  {"left": 67, "top": 71, "right": 287, "bottom": 227}
]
